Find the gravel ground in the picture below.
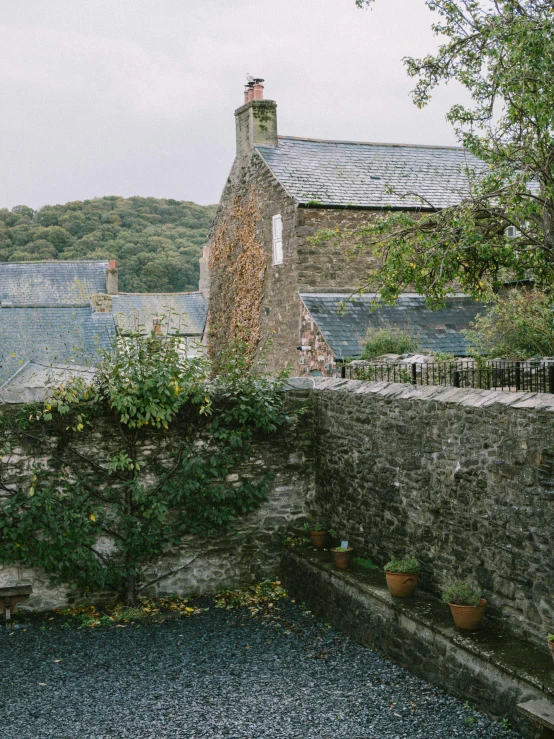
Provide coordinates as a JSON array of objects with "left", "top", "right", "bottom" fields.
[{"left": 0, "top": 599, "right": 521, "bottom": 739}]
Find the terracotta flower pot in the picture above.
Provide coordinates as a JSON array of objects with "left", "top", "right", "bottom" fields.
[
  {"left": 448, "top": 599, "right": 487, "bottom": 632},
  {"left": 385, "top": 571, "right": 419, "bottom": 598},
  {"left": 548, "top": 639, "right": 554, "bottom": 663},
  {"left": 331, "top": 547, "right": 353, "bottom": 569},
  {"left": 310, "top": 530, "right": 327, "bottom": 550}
]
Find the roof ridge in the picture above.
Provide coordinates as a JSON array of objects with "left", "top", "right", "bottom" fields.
[{"left": 272, "top": 135, "right": 466, "bottom": 152}]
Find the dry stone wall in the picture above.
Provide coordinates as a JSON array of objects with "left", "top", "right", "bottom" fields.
[{"left": 301, "top": 377, "right": 554, "bottom": 647}]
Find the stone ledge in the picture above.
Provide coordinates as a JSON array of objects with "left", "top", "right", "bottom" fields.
[
  {"left": 285, "top": 376, "right": 554, "bottom": 411},
  {"left": 281, "top": 548, "right": 554, "bottom": 738}
]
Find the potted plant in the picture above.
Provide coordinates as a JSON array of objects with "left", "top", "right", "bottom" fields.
[
  {"left": 330, "top": 544, "right": 353, "bottom": 569},
  {"left": 442, "top": 581, "right": 487, "bottom": 632},
  {"left": 384, "top": 556, "right": 420, "bottom": 598},
  {"left": 547, "top": 634, "right": 554, "bottom": 663},
  {"left": 305, "top": 522, "right": 328, "bottom": 550}
]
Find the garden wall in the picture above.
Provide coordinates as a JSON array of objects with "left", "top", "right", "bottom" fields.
[
  {"left": 300, "top": 377, "right": 554, "bottom": 648},
  {"left": 0, "top": 389, "right": 313, "bottom": 611}
]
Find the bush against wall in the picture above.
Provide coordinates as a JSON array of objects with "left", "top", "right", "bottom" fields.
[
  {"left": 464, "top": 288, "right": 554, "bottom": 359},
  {"left": 0, "top": 336, "right": 292, "bottom": 605},
  {"left": 362, "top": 327, "right": 420, "bottom": 359}
]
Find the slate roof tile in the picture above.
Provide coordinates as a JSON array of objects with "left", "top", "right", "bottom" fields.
[
  {"left": 112, "top": 293, "right": 207, "bottom": 336},
  {"left": 300, "top": 293, "right": 485, "bottom": 358},
  {"left": 0, "top": 261, "right": 109, "bottom": 305},
  {"left": 0, "top": 306, "right": 115, "bottom": 384},
  {"left": 257, "top": 137, "right": 485, "bottom": 209}
]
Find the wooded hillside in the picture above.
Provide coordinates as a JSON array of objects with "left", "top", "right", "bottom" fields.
[{"left": 0, "top": 196, "right": 217, "bottom": 293}]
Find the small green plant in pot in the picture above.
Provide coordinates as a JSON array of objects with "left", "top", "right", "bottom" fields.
[
  {"left": 304, "top": 521, "right": 328, "bottom": 550},
  {"left": 547, "top": 634, "right": 554, "bottom": 663},
  {"left": 384, "top": 556, "right": 420, "bottom": 598},
  {"left": 442, "top": 581, "right": 486, "bottom": 632},
  {"left": 330, "top": 541, "right": 353, "bottom": 569}
]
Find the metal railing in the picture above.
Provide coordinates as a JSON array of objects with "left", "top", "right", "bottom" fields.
[{"left": 335, "top": 360, "right": 554, "bottom": 394}]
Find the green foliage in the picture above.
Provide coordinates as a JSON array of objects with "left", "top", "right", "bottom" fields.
[
  {"left": 342, "top": 1, "right": 554, "bottom": 304},
  {"left": 362, "top": 327, "right": 419, "bottom": 359},
  {"left": 441, "top": 580, "right": 482, "bottom": 607},
  {"left": 0, "top": 196, "right": 217, "bottom": 292},
  {"left": 353, "top": 557, "right": 378, "bottom": 570},
  {"left": 332, "top": 546, "right": 351, "bottom": 553},
  {"left": 303, "top": 521, "right": 326, "bottom": 532},
  {"left": 548, "top": 633, "right": 554, "bottom": 642},
  {"left": 464, "top": 289, "right": 554, "bottom": 359},
  {"left": 384, "top": 556, "right": 419, "bottom": 574},
  {"left": 0, "top": 337, "right": 291, "bottom": 605}
]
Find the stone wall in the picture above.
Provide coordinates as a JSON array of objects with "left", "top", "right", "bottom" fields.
[
  {"left": 301, "top": 378, "right": 554, "bottom": 648},
  {"left": 0, "top": 389, "right": 313, "bottom": 612}
]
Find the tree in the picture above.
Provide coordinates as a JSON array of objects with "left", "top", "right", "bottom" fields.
[
  {"left": 464, "top": 287, "right": 554, "bottom": 358},
  {"left": 0, "top": 197, "right": 217, "bottom": 293},
  {"left": 344, "top": 0, "right": 554, "bottom": 305},
  {"left": 0, "top": 337, "right": 291, "bottom": 605}
]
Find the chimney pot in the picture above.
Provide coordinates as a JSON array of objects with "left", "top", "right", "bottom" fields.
[
  {"left": 153, "top": 318, "right": 162, "bottom": 335},
  {"left": 252, "top": 79, "right": 264, "bottom": 100},
  {"left": 109, "top": 259, "right": 116, "bottom": 269},
  {"left": 244, "top": 84, "right": 254, "bottom": 104}
]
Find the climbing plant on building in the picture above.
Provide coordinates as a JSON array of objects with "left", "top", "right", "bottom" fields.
[
  {"left": 0, "top": 335, "right": 292, "bottom": 605},
  {"left": 208, "top": 186, "right": 267, "bottom": 371},
  {"left": 328, "top": 0, "right": 554, "bottom": 305}
]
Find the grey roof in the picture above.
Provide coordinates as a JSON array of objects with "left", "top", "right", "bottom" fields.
[
  {"left": 112, "top": 293, "right": 207, "bottom": 336},
  {"left": 0, "top": 306, "right": 115, "bottom": 384},
  {"left": 0, "top": 261, "right": 109, "bottom": 305},
  {"left": 0, "top": 361, "right": 96, "bottom": 404},
  {"left": 256, "top": 137, "right": 485, "bottom": 209},
  {"left": 300, "top": 293, "right": 485, "bottom": 358}
]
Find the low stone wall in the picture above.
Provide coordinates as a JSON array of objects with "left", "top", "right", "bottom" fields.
[
  {"left": 0, "top": 389, "right": 314, "bottom": 611},
  {"left": 299, "top": 377, "right": 554, "bottom": 649},
  {"left": 281, "top": 549, "right": 554, "bottom": 738}
]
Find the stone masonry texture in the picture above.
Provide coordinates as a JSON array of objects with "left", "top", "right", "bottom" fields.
[
  {"left": 301, "top": 378, "right": 554, "bottom": 649},
  {"left": 5, "top": 375, "right": 554, "bottom": 658}
]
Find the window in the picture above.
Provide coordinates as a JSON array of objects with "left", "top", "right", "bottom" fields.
[{"left": 272, "top": 214, "right": 283, "bottom": 265}]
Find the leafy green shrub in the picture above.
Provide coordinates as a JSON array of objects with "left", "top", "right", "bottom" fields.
[
  {"left": 464, "top": 289, "right": 554, "bottom": 359},
  {"left": 362, "top": 327, "right": 419, "bottom": 359},
  {"left": 384, "top": 556, "right": 419, "bottom": 573},
  {"left": 548, "top": 633, "right": 554, "bottom": 642},
  {"left": 441, "top": 580, "right": 482, "bottom": 607},
  {"left": 303, "top": 521, "right": 326, "bottom": 532},
  {"left": 0, "top": 337, "right": 292, "bottom": 605},
  {"left": 353, "top": 557, "right": 379, "bottom": 570}
]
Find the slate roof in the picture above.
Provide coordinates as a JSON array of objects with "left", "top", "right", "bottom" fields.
[
  {"left": 300, "top": 293, "right": 485, "bottom": 358},
  {"left": 0, "top": 261, "right": 109, "bottom": 305},
  {"left": 0, "top": 306, "right": 115, "bottom": 384},
  {"left": 256, "top": 137, "right": 485, "bottom": 209},
  {"left": 0, "top": 361, "right": 97, "bottom": 404},
  {"left": 112, "top": 293, "right": 207, "bottom": 336}
]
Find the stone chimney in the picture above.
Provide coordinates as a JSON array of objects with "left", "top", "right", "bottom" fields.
[
  {"left": 106, "top": 259, "right": 118, "bottom": 295},
  {"left": 199, "top": 246, "right": 210, "bottom": 300},
  {"left": 235, "top": 77, "right": 278, "bottom": 159}
]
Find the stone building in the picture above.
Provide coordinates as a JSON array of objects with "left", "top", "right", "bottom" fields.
[
  {"left": 207, "top": 80, "right": 484, "bottom": 375},
  {"left": 0, "top": 260, "right": 208, "bottom": 390}
]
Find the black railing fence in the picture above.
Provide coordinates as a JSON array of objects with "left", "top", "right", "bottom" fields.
[{"left": 335, "top": 360, "right": 554, "bottom": 394}]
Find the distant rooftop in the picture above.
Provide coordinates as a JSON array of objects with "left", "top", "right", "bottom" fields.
[
  {"left": 0, "top": 261, "right": 110, "bottom": 305},
  {"left": 0, "top": 306, "right": 115, "bottom": 384},
  {"left": 0, "top": 361, "right": 97, "bottom": 404},
  {"left": 300, "top": 293, "right": 485, "bottom": 358},
  {"left": 112, "top": 293, "right": 207, "bottom": 336},
  {"left": 257, "top": 136, "right": 485, "bottom": 210}
]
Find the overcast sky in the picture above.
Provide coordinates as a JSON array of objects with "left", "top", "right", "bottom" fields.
[{"left": 0, "top": 0, "right": 467, "bottom": 210}]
